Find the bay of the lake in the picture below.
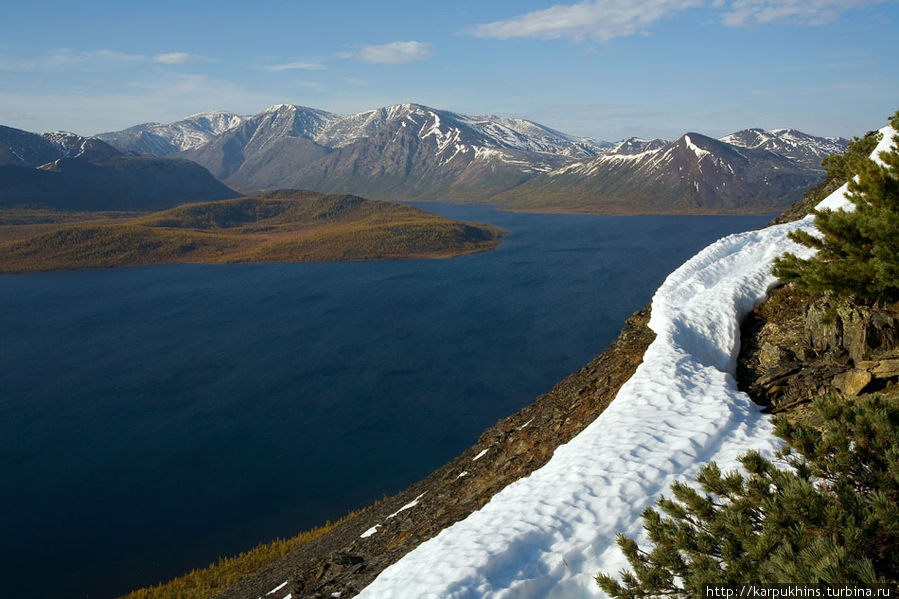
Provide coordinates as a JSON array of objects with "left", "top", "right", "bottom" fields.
[{"left": 0, "top": 204, "right": 771, "bottom": 597}]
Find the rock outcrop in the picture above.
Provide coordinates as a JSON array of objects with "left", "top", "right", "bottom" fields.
[{"left": 738, "top": 283, "right": 899, "bottom": 422}]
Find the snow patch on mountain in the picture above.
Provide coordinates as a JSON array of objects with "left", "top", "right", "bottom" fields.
[{"left": 684, "top": 134, "right": 712, "bottom": 161}]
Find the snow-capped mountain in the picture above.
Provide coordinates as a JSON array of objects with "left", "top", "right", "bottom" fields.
[
  {"left": 608, "top": 136, "right": 669, "bottom": 155},
  {"left": 1, "top": 125, "right": 67, "bottom": 167},
  {"left": 98, "top": 103, "right": 611, "bottom": 199},
  {"left": 720, "top": 128, "right": 848, "bottom": 170},
  {"left": 265, "top": 103, "right": 602, "bottom": 199},
  {"left": 93, "top": 103, "right": 847, "bottom": 212},
  {"left": 495, "top": 132, "right": 825, "bottom": 213},
  {"left": 307, "top": 102, "right": 609, "bottom": 159},
  {"left": 96, "top": 110, "right": 250, "bottom": 156}
]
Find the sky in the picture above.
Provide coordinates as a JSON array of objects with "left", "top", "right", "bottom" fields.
[{"left": 1, "top": 0, "right": 897, "bottom": 141}]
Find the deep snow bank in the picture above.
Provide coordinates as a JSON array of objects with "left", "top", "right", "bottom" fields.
[
  {"left": 356, "top": 221, "right": 806, "bottom": 599},
  {"left": 352, "top": 127, "right": 896, "bottom": 599}
]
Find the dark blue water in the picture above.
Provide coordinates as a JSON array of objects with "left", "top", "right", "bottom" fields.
[{"left": 0, "top": 205, "right": 770, "bottom": 598}]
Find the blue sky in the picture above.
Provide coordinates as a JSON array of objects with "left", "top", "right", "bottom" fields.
[{"left": 1, "top": 0, "right": 897, "bottom": 140}]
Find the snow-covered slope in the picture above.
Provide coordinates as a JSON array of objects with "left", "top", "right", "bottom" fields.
[{"left": 344, "top": 125, "right": 894, "bottom": 599}]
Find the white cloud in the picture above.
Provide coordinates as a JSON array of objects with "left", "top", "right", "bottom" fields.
[
  {"left": 153, "top": 52, "right": 191, "bottom": 64},
  {"left": 465, "top": 0, "right": 703, "bottom": 42},
  {"left": 342, "top": 41, "right": 433, "bottom": 64},
  {"left": 464, "top": 0, "right": 892, "bottom": 42},
  {"left": 721, "top": 0, "right": 889, "bottom": 26},
  {"left": 260, "top": 60, "right": 323, "bottom": 71},
  {"left": 0, "top": 49, "right": 201, "bottom": 71}
]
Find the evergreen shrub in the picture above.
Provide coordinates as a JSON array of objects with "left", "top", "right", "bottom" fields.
[
  {"left": 773, "top": 112, "right": 899, "bottom": 299},
  {"left": 596, "top": 394, "right": 899, "bottom": 597}
]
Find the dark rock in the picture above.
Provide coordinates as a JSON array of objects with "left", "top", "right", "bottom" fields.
[
  {"left": 739, "top": 284, "right": 899, "bottom": 418},
  {"left": 805, "top": 298, "right": 899, "bottom": 363}
]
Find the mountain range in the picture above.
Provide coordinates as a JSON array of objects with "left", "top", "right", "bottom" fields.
[
  {"left": 95, "top": 104, "right": 845, "bottom": 213},
  {"left": 0, "top": 104, "right": 847, "bottom": 213},
  {"left": 0, "top": 125, "right": 237, "bottom": 211},
  {"left": 493, "top": 132, "right": 827, "bottom": 213}
]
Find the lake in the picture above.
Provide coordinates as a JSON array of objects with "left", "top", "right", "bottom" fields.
[{"left": 0, "top": 204, "right": 771, "bottom": 597}]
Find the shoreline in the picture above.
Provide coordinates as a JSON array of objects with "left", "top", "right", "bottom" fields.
[
  {"left": 208, "top": 308, "right": 655, "bottom": 598},
  {"left": 118, "top": 307, "right": 655, "bottom": 599}
]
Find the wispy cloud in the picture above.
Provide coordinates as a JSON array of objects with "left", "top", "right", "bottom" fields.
[
  {"left": 0, "top": 48, "right": 144, "bottom": 71},
  {"left": 720, "top": 0, "right": 889, "bottom": 26},
  {"left": 1, "top": 49, "right": 202, "bottom": 71},
  {"left": 152, "top": 52, "right": 192, "bottom": 64},
  {"left": 340, "top": 41, "right": 433, "bottom": 64},
  {"left": 260, "top": 60, "right": 323, "bottom": 71},
  {"left": 464, "top": 0, "right": 891, "bottom": 42},
  {"left": 46, "top": 48, "right": 145, "bottom": 68},
  {"left": 464, "top": 0, "right": 702, "bottom": 42}
]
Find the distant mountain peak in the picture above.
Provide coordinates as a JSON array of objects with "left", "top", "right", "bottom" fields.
[
  {"left": 609, "top": 137, "right": 668, "bottom": 155},
  {"left": 721, "top": 127, "right": 848, "bottom": 169},
  {"left": 263, "top": 103, "right": 297, "bottom": 113},
  {"left": 184, "top": 109, "right": 243, "bottom": 119}
]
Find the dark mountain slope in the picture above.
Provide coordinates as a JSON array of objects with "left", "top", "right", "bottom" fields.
[
  {"left": 0, "top": 125, "right": 65, "bottom": 167},
  {"left": 0, "top": 125, "right": 239, "bottom": 211}
]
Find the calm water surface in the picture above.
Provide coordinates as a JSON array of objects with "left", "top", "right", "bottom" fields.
[{"left": 0, "top": 204, "right": 771, "bottom": 597}]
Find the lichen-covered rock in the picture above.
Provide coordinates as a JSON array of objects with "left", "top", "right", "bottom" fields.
[
  {"left": 805, "top": 298, "right": 899, "bottom": 363},
  {"left": 739, "top": 284, "right": 899, "bottom": 421},
  {"left": 832, "top": 369, "right": 873, "bottom": 396}
]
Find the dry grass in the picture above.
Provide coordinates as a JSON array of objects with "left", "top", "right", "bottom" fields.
[
  {"left": 0, "top": 191, "right": 504, "bottom": 273},
  {"left": 117, "top": 508, "right": 367, "bottom": 599}
]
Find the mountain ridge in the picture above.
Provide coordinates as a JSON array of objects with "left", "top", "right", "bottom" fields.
[
  {"left": 493, "top": 131, "right": 823, "bottom": 214},
  {"left": 14, "top": 104, "right": 850, "bottom": 214},
  {"left": 96, "top": 104, "right": 845, "bottom": 213},
  {"left": 0, "top": 125, "right": 239, "bottom": 210}
]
